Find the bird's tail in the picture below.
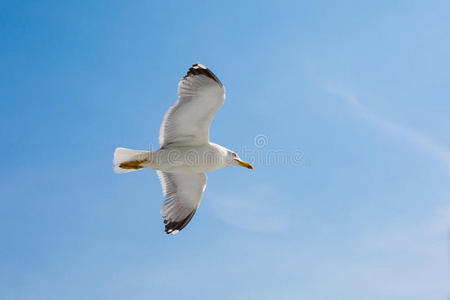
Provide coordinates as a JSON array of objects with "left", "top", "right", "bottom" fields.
[{"left": 113, "top": 147, "right": 151, "bottom": 173}]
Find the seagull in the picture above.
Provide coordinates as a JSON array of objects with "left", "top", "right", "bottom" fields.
[{"left": 113, "top": 63, "right": 253, "bottom": 235}]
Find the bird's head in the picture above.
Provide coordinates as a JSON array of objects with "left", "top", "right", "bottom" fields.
[{"left": 227, "top": 151, "right": 253, "bottom": 169}]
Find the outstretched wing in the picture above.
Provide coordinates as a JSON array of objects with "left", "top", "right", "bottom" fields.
[
  {"left": 159, "top": 63, "right": 226, "bottom": 147},
  {"left": 157, "top": 171, "right": 207, "bottom": 234}
]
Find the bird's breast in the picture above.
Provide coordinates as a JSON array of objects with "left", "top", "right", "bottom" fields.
[{"left": 146, "top": 146, "right": 227, "bottom": 173}]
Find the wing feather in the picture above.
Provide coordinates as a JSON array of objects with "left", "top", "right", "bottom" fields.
[
  {"left": 157, "top": 171, "right": 207, "bottom": 234},
  {"left": 159, "top": 64, "right": 225, "bottom": 147}
]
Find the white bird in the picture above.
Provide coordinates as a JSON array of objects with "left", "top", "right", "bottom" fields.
[{"left": 113, "top": 63, "right": 253, "bottom": 235}]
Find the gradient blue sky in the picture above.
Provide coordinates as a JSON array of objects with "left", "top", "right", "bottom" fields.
[{"left": 1, "top": 1, "right": 450, "bottom": 299}]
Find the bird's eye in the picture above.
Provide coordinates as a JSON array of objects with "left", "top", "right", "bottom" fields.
[{"left": 232, "top": 153, "right": 237, "bottom": 158}]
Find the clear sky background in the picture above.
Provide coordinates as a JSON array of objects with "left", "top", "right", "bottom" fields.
[{"left": 1, "top": 1, "right": 450, "bottom": 299}]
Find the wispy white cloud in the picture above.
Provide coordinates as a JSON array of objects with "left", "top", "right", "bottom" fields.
[
  {"left": 147, "top": 204, "right": 450, "bottom": 299},
  {"left": 322, "top": 81, "right": 450, "bottom": 170},
  {"left": 320, "top": 80, "right": 450, "bottom": 298},
  {"left": 209, "top": 184, "right": 291, "bottom": 232}
]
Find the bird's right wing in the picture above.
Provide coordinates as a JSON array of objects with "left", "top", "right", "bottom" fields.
[
  {"left": 157, "top": 171, "right": 207, "bottom": 234},
  {"left": 159, "top": 64, "right": 226, "bottom": 147}
]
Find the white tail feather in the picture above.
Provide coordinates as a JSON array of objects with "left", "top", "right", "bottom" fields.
[{"left": 113, "top": 147, "right": 150, "bottom": 174}]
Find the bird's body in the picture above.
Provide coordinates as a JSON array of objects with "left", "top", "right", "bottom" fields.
[
  {"left": 116, "top": 143, "right": 234, "bottom": 174},
  {"left": 113, "top": 63, "right": 253, "bottom": 234}
]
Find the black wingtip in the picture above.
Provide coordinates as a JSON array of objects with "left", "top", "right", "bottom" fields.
[
  {"left": 164, "top": 211, "right": 196, "bottom": 235},
  {"left": 183, "top": 63, "right": 223, "bottom": 87}
]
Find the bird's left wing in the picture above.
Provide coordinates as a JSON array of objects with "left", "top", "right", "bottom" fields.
[
  {"left": 159, "top": 63, "right": 225, "bottom": 147},
  {"left": 157, "top": 171, "right": 207, "bottom": 234}
]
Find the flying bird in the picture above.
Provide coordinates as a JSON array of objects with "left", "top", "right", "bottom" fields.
[{"left": 113, "top": 63, "right": 253, "bottom": 235}]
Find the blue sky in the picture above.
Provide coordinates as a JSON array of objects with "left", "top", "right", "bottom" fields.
[{"left": 1, "top": 1, "right": 450, "bottom": 299}]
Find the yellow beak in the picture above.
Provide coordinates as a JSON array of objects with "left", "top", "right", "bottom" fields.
[{"left": 235, "top": 159, "right": 254, "bottom": 170}]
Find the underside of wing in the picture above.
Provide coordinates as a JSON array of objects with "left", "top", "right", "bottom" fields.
[
  {"left": 157, "top": 171, "right": 207, "bottom": 234},
  {"left": 159, "top": 64, "right": 226, "bottom": 147}
]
